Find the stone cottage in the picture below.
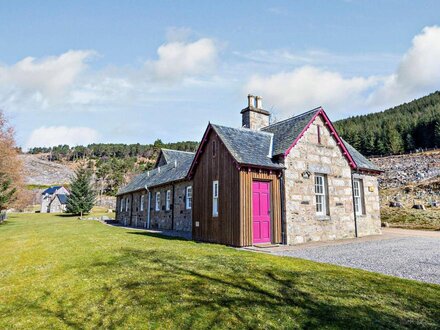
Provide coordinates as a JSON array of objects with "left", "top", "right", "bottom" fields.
[
  {"left": 40, "top": 186, "right": 70, "bottom": 213},
  {"left": 116, "top": 149, "right": 194, "bottom": 231},
  {"left": 117, "top": 95, "right": 382, "bottom": 246}
]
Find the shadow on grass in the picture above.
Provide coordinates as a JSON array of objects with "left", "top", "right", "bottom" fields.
[
  {"left": 127, "top": 231, "right": 190, "bottom": 242},
  {"left": 12, "top": 246, "right": 439, "bottom": 329},
  {"left": 56, "top": 214, "right": 82, "bottom": 218}
]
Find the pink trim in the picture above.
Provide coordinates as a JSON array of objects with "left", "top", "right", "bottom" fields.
[
  {"left": 188, "top": 124, "right": 213, "bottom": 179},
  {"left": 283, "top": 108, "right": 357, "bottom": 169}
]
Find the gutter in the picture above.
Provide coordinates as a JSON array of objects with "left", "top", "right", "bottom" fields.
[
  {"left": 171, "top": 184, "right": 175, "bottom": 230},
  {"left": 351, "top": 171, "right": 358, "bottom": 238},
  {"left": 130, "top": 192, "right": 134, "bottom": 227},
  {"left": 280, "top": 169, "right": 287, "bottom": 245},
  {"left": 145, "top": 185, "right": 151, "bottom": 229}
]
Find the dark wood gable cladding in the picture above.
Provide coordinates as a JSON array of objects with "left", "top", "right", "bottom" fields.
[{"left": 191, "top": 126, "right": 282, "bottom": 247}]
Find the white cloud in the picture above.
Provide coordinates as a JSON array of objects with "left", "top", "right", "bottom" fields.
[
  {"left": 0, "top": 50, "right": 95, "bottom": 102},
  {"left": 25, "top": 126, "right": 100, "bottom": 150},
  {"left": 246, "top": 66, "right": 378, "bottom": 115},
  {"left": 150, "top": 38, "right": 218, "bottom": 82},
  {"left": 245, "top": 26, "right": 440, "bottom": 117},
  {"left": 370, "top": 25, "right": 440, "bottom": 104}
]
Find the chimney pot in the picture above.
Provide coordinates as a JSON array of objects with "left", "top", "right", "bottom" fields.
[
  {"left": 247, "top": 94, "right": 255, "bottom": 108},
  {"left": 255, "top": 96, "right": 262, "bottom": 109}
]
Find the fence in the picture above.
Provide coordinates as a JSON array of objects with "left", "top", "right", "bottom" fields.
[{"left": 0, "top": 211, "right": 6, "bottom": 224}]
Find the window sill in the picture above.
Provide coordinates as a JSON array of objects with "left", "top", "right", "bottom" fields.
[
  {"left": 316, "top": 215, "right": 331, "bottom": 221},
  {"left": 356, "top": 214, "right": 367, "bottom": 218}
]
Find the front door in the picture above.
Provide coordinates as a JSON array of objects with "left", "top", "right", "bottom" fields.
[{"left": 252, "top": 181, "right": 271, "bottom": 244}]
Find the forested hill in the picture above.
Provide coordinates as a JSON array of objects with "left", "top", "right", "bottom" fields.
[
  {"left": 334, "top": 91, "right": 440, "bottom": 156},
  {"left": 27, "top": 139, "right": 199, "bottom": 161},
  {"left": 26, "top": 139, "right": 199, "bottom": 196}
]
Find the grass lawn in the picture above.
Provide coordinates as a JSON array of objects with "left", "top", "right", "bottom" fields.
[{"left": 1, "top": 214, "right": 439, "bottom": 329}]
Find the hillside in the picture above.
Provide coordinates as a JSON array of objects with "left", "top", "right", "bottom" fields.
[
  {"left": 335, "top": 91, "right": 440, "bottom": 156},
  {"left": 23, "top": 140, "right": 199, "bottom": 195},
  {"left": 370, "top": 150, "right": 440, "bottom": 230},
  {"left": 20, "top": 154, "right": 74, "bottom": 187}
]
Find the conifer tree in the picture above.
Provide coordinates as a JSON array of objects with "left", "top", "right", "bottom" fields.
[
  {"left": 0, "top": 173, "right": 16, "bottom": 211},
  {"left": 66, "top": 166, "right": 96, "bottom": 216}
]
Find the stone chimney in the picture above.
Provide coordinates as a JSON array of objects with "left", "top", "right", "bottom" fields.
[{"left": 241, "top": 94, "right": 270, "bottom": 130}]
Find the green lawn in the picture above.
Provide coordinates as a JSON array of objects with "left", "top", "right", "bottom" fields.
[{"left": 1, "top": 214, "right": 439, "bottom": 329}]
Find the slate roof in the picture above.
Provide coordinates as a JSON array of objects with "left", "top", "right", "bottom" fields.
[
  {"left": 42, "top": 186, "right": 62, "bottom": 195},
  {"left": 117, "top": 150, "right": 195, "bottom": 195},
  {"left": 210, "top": 124, "right": 284, "bottom": 169},
  {"left": 56, "top": 194, "right": 68, "bottom": 204},
  {"left": 342, "top": 139, "right": 382, "bottom": 172},
  {"left": 160, "top": 149, "right": 196, "bottom": 166},
  {"left": 261, "top": 108, "right": 320, "bottom": 156}
]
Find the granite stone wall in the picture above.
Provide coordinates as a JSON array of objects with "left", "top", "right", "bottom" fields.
[
  {"left": 354, "top": 173, "right": 381, "bottom": 237},
  {"left": 283, "top": 115, "right": 381, "bottom": 244},
  {"left": 116, "top": 181, "right": 193, "bottom": 232},
  {"left": 242, "top": 110, "right": 270, "bottom": 130}
]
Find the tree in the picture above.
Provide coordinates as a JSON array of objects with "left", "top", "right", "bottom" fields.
[
  {"left": 66, "top": 166, "right": 96, "bottom": 216},
  {"left": 0, "top": 110, "right": 23, "bottom": 211},
  {"left": 0, "top": 173, "right": 16, "bottom": 211}
]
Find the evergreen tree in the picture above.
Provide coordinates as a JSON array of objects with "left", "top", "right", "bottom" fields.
[
  {"left": 66, "top": 166, "right": 96, "bottom": 216},
  {"left": 0, "top": 173, "right": 16, "bottom": 211}
]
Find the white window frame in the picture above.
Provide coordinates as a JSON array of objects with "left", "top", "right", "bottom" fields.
[
  {"left": 353, "top": 179, "right": 364, "bottom": 215},
  {"left": 140, "top": 195, "right": 144, "bottom": 212},
  {"left": 120, "top": 198, "right": 124, "bottom": 212},
  {"left": 155, "top": 192, "right": 161, "bottom": 211},
  {"left": 212, "top": 180, "right": 219, "bottom": 217},
  {"left": 166, "top": 190, "right": 171, "bottom": 211},
  {"left": 186, "top": 186, "right": 192, "bottom": 210},
  {"left": 315, "top": 174, "right": 328, "bottom": 216},
  {"left": 126, "top": 197, "right": 129, "bottom": 212}
]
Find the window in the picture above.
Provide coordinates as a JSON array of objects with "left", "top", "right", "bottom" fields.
[
  {"left": 126, "top": 197, "right": 129, "bottom": 212},
  {"left": 212, "top": 180, "right": 219, "bottom": 217},
  {"left": 315, "top": 174, "right": 328, "bottom": 215},
  {"left": 212, "top": 140, "right": 216, "bottom": 157},
  {"left": 353, "top": 179, "right": 364, "bottom": 215},
  {"left": 166, "top": 190, "right": 171, "bottom": 211},
  {"left": 140, "top": 195, "right": 144, "bottom": 211},
  {"left": 186, "top": 186, "right": 192, "bottom": 210},
  {"left": 120, "top": 198, "right": 124, "bottom": 212},
  {"left": 155, "top": 192, "right": 161, "bottom": 211}
]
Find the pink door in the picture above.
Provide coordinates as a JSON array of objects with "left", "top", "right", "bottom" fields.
[{"left": 252, "top": 181, "right": 271, "bottom": 244}]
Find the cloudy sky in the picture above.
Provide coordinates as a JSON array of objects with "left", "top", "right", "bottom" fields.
[{"left": 1, "top": 1, "right": 440, "bottom": 149}]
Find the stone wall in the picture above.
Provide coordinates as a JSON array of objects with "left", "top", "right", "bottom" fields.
[
  {"left": 116, "top": 180, "right": 193, "bottom": 232},
  {"left": 242, "top": 109, "right": 270, "bottom": 130},
  {"left": 284, "top": 115, "right": 381, "bottom": 244},
  {"left": 150, "top": 184, "right": 174, "bottom": 230},
  {"left": 173, "top": 181, "right": 192, "bottom": 231},
  {"left": 354, "top": 173, "right": 381, "bottom": 237}
]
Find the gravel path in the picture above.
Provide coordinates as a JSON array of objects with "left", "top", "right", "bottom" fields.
[{"left": 272, "top": 236, "right": 440, "bottom": 284}]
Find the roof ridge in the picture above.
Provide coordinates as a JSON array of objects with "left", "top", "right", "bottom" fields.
[
  {"left": 161, "top": 148, "right": 195, "bottom": 154},
  {"left": 262, "top": 107, "right": 322, "bottom": 130},
  {"left": 210, "top": 123, "right": 275, "bottom": 136}
]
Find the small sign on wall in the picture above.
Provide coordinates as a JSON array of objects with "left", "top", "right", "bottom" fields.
[
  {"left": 195, "top": 221, "right": 200, "bottom": 227},
  {"left": 368, "top": 186, "right": 374, "bottom": 192},
  {"left": 301, "top": 170, "right": 311, "bottom": 179}
]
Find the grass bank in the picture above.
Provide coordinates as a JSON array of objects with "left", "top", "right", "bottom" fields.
[
  {"left": 381, "top": 207, "right": 440, "bottom": 230},
  {"left": 0, "top": 213, "right": 439, "bottom": 329}
]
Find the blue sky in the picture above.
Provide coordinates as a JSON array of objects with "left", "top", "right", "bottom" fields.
[{"left": 1, "top": 1, "right": 439, "bottom": 149}]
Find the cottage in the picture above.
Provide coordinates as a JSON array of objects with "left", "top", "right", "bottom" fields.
[
  {"left": 117, "top": 95, "right": 382, "bottom": 246},
  {"left": 40, "top": 186, "right": 70, "bottom": 213},
  {"left": 116, "top": 149, "right": 194, "bottom": 231}
]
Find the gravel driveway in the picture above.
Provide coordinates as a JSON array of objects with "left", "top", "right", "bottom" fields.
[{"left": 268, "top": 229, "right": 440, "bottom": 285}]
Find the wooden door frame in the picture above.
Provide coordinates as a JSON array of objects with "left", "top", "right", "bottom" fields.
[{"left": 251, "top": 179, "right": 273, "bottom": 245}]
